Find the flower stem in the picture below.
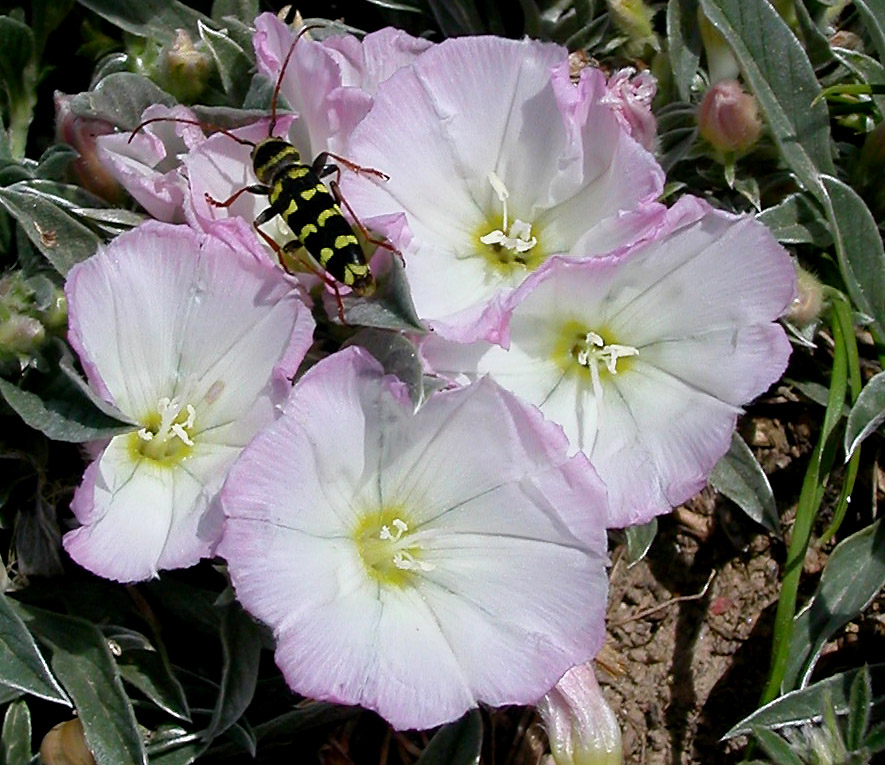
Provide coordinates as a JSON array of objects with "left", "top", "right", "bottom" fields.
[{"left": 760, "top": 299, "right": 850, "bottom": 704}]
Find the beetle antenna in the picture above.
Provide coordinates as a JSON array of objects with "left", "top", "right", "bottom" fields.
[
  {"left": 128, "top": 117, "right": 258, "bottom": 147},
  {"left": 269, "top": 23, "right": 328, "bottom": 138}
]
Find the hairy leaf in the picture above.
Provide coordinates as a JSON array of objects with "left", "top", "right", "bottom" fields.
[
  {"left": 784, "top": 520, "right": 885, "bottom": 690},
  {"left": 724, "top": 664, "right": 885, "bottom": 738},
  {"left": 698, "top": 0, "right": 834, "bottom": 196},
  {"left": 13, "top": 602, "right": 146, "bottom": 764},
  {"left": 709, "top": 432, "right": 780, "bottom": 536},
  {"left": 0, "top": 592, "right": 68, "bottom": 704}
]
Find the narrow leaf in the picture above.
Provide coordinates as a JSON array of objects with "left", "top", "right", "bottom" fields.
[
  {"left": 831, "top": 47, "right": 885, "bottom": 118},
  {"left": 698, "top": 0, "right": 834, "bottom": 196},
  {"left": 0, "top": 375, "right": 134, "bottom": 443},
  {"left": 784, "top": 520, "right": 885, "bottom": 690},
  {"left": 845, "top": 370, "right": 885, "bottom": 459},
  {"left": 757, "top": 193, "right": 830, "bottom": 246},
  {"left": 667, "top": 0, "right": 702, "bottom": 100},
  {"left": 0, "top": 592, "right": 68, "bottom": 704},
  {"left": 73, "top": 0, "right": 212, "bottom": 44},
  {"left": 203, "top": 600, "right": 260, "bottom": 742},
  {"left": 820, "top": 175, "right": 885, "bottom": 338},
  {"left": 118, "top": 650, "right": 190, "bottom": 722},
  {"left": 854, "top": 0, "right": 885, "bottom": 65},
  {"left": 0, "top": 185, "right": 100, "bottom": 274},
  {"left": 13, "top": 602, "right": 147, "bottom": 765},
  {"left": 1, "top": 700, "right": 31, "bottom": 765},
  {"left": 69, "top": 73, "right": 175, "bottom": 131},
  {"left": 724, "top": 664, "right": 885, "bottom": 738},
  {"left": 198, "top": 22, "right": 252, "bottom": 104},
  {"left": 709, "top": 432, "right": 780, "bottom": 536},
  {"left": 416, "top": 709, "right": 482, "bottom": 765},
  {"left": 752, "top": 726, "right": 805, "bottom": 764},
  {"left": 847, "top": 666, "right": 872, "bottom": 751}
]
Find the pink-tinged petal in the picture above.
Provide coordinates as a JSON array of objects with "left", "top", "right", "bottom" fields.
[
  {"left": 601, "top": 66, "right": 658, "bottom": 151},
  {"left": 219, "top": 347, "right": 608, "bottom": 729},
  {"left": 95, "top": 105, "right": 202, "bottom": 222},
  {"left": 343, "top": 37, "right": 665, "bottom": 340},
  {"left": 64, "top": 438, "right": 207, "bottom": 581},
  {"left": 183, "top": 117, "right": 294, "bottom": 239},
  {"left": 605, "top": 211, "right": 796, "bottom": 345},
  {"left": 321, "top": 26, "right": 434, "bottom": 91},
  {"left": 421, "top": 199, "right": 794, "bottom": 527},
  {"left": 599, "top": 362, "right": 742, "bottom": 526},
  {"left": 65, "top": 220, "right": 315, "bottom": 579},
  {"left": 253, "top": 15, "right": 428, "bottom": 157}
]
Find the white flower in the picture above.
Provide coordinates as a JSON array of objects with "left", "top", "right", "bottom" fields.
[
  {"left": 63, "top": 220, "right": 315, "bottom": 582},
  {"left": 341, "top": 35, "right": 666, "bottom": 341},
  {"left": 218, "top": 348, "right": 609, "bottom": 730}
]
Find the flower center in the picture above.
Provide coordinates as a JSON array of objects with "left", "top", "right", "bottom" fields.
[
  {"left": 573, "top": 331, "right": 639, "bottom": 400},
  {"left": 132, "top": 396, "right": 198, "bottom": 464},
  {"left": 476, "top": 172, "right": 544, "bottom": 272},
  {"left": 356, "top": 510, "right": 434, "bottom": 588}
]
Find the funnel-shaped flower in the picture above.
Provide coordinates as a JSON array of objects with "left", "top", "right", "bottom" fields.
[
  {"left": 422, "top": 198, "right": 795, "bottom": 527},
  {"left": 219, "top": 348, "right": 609, "bottom": 730},
  {"left": 342, "top": 35, "right": 666, "bottom": 341},
  {"left": 63, "top": 220, "right": 315, "bottom": 582}
]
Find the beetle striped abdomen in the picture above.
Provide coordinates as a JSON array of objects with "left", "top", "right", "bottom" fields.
[{"left": 267, "top": 167, "right": 371, "bottom": 292}]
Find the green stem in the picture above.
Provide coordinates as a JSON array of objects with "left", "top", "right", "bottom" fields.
[
  {"left": 760, "top": 305, "right": 849, "bottom": 704},
  {"left": 821, "top": 298, "right": 863, "bottom": 544}
]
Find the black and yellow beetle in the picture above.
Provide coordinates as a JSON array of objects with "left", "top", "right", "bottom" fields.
[{"left": 131, "top": 24, "right": 391, "bottom": 308}]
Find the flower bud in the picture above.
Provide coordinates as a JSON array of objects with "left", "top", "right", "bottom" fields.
[
  {"left": 606, "top": 0, "right": 660, "bottom": 57},
  {"left": 538, "top": 662, "right": 622, "bottom": 765},
  {"left": 156, "top": 29, "right": 212, "bottom": 103},
  {"left": 697, "top": 80, "right": 762, "bottom": 156},
  {"left": 40, "top": 718, "right": 96, "bottom": 765},
  {"left": 786, "top": 265, "right": 824, "bottom": 327},
  {"left": 54, "top": 92, "right": 123, "bottom": 204},
  {"left": 0, "top": 314, "right": 46, "bottom": 356}
]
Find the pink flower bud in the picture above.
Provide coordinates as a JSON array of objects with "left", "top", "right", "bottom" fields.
[
  {"left": 538, "top": 662, "right": 622, "bottom": 765},
  {"left": 697, "top": 80, "right": 762, "bottom": 155},
  {"left": 54, "top": 92, "right": 123, "bottom": 203}
]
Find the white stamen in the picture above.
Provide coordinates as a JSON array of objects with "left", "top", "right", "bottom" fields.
[
  {"left": 576, "top": 332, "right": 639, "bottom": 401},
  {"left": 480, "top": 172, "right": 537, "bottom": 255},
  {"left": 393, "top": 550, "right": 436, "bottom": 572},
  {"left": 137, "top": 428, "right": 154, "bottom": 441}
]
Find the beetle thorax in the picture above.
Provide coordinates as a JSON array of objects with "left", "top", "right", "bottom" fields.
[{"left": 251, "top": 138, "right": 303, "bottom": 184}]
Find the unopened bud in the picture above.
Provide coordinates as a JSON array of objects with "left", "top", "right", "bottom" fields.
[
  {"left": 40, "top": 718, "right": 96, "bottom": 765},
  {"left": 54, "top": 93, "right": 123, "bottom": 204},
  {"left": 538, "top": 662, "right": 622, "bottom": 765},
  {"left": 606, "top": 0, "right": 660, "bottom": 57},
  {"left": 786, "top": 265, "right": 824, "bottom": 327},
  {"left": 698, "top": 80, "right": 762, "bottom": 156},
  {"left": 0, "top": 314, "right": 46, "bottom": 356},
  {"left": 157, "top": 29, "right": 212, "bottom": 103}
]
